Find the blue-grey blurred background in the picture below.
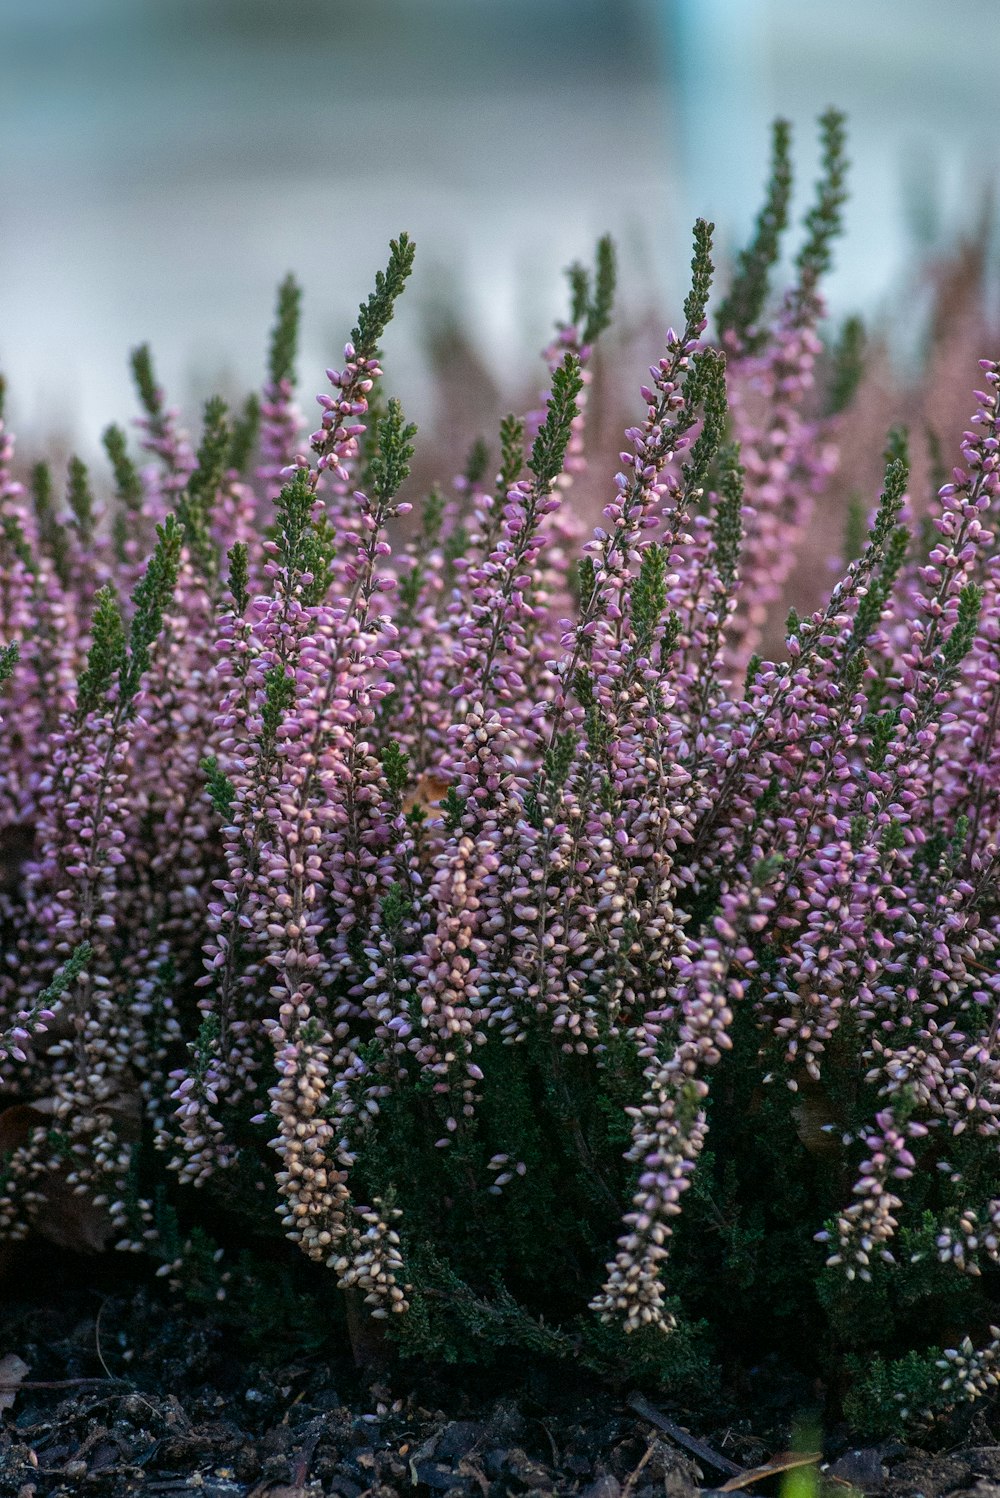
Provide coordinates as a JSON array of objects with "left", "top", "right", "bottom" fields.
[{"left": 1, "top": 0, "right": 998, "bottom": 447}]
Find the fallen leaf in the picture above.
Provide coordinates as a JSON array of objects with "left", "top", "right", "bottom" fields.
[
  {"left": 403, "top": 773, "right": 450, "bottom": 819},
  {"left": 27, "top": 1171, "right": 118, "bottom": 1253},
  {"left": 718, "top": 1452, "right": 822, "bottom": 1491},
  {"left": 0, "top": 823, "right": 35, "bottom": 893},
  {"left": 0, "top": 1103, "right": 49, "bottom": 1156},
  {"left": 791, "top": 1091, "right": 842, "bottom": 1156},
  {"left": 0, "top": 1092, "right": 141, "bottom": 1257},
  {"left": 0, "top": 1353, "right": 30, "bottom": 1411}
]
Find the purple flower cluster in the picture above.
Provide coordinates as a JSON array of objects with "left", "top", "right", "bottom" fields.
[{"left": 1, "top": 129, "right": 1000, "bottom": 1406}]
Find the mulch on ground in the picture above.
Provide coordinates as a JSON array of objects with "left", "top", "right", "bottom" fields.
[{"left": 4, "top": 1267, "right": 1000, "bottom": 1498}]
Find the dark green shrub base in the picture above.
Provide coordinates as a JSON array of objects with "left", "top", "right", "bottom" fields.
[{"left": 94, "top": 1002, "right": 1000, "bottom": 1439}]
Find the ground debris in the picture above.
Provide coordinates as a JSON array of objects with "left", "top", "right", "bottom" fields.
[{"left": 7, "top": 1280, "right": 1000, "bottom": 1498}]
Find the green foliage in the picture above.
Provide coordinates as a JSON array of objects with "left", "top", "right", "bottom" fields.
[
  {"left": 631, "top": 543, "right": 668, "bottom": 661},
  {"left": 566, "top": 233, "right": 617, "bottom": 345},
  {"left": 545, "top": 728, "right": 577, "bottom": 790},
  {"left": 716, "top": 117, "right": 793, "bottom": 349},
  {"left": 658, "top": 608, "right": 681, "bottom": 667},
  {"left": 369, "top": 397, "right": 417, "bottom": 505},
  {"left": 191, "top": 1012, "right": 221, "bottom": 1078},
  {"left": 848, "top": 462, "right": 909, "bottom": 653},
  {"left": 268, "top": 273, "right": 301, "bottom": 387},
  {"left": 525, "top": 728, "right": 577, "bottom": 829},
  {"left": 398, "top": 562, "right": 426, "bottom": 617},
  {"left": 76, "top": 584, "right": 127, "bottom": 717},
  {"left": 356, "top": 378, "right": 388, "bottom": 494},
  {"left": 683, "top": 348, "right": 729, "bottom": 493},
  {"left": 130, "top": 343, "right": 162, "bottom": 420},
  {"left": 152, "top": 1194, "right": 346, "bottom": 1356},
  {"left": 866, "top": 707, "right": 899, "bottom": 770},
  {"left": 35, "top": 942, "right": 94, "bottom": 1009},
  {"left": 0, "top": 510, "right": 35, "bottom": 576},
  {"left": 228, "top": 393, "right": 261, "bottom": 475},
  {"left": 826, "top": 314, "right": 867, "bottom": 414},
  {"left": 576, "top": 666, "right": 612, "bottom": 760},
  {"left": 31, "top": 461, "right": 70, "bottom": 581},
  {"left": 943, "top": 581, "right": 983, "bottom": 672},
  {"left": 577, "top": 556, "right": 598, "bottom": 614},
  {"left": 120, "top": 515, "right": 183, "bottom": 709},
  {"left": 346, "top": 1003, "right": 889, "bottom": 1404},
  {"left": 880, "top": 816, "right": 906, "bottom": 852},
  {"left": 391, "top": 1244, "right": 715, "bottom": 1395},
  {"left": 796, "top": 108, "right": 849, "bottom": 299},
  {"left": 440, "top": 786, "right": 467, "bottom": 834},
  {"left": 381, "top": 738, "right": 410, "bottom": 798},
  {"left": 870, "top": 455, "right": 909, "bottom": 548},
  {"left": 201, "top": 754, "right": 236, "bottom": 820},
  {"left": 816, "top": 1204, "right": 972, "bottom": 1359},
  {"left": 926, "top": 423, "right": 947, "bottom": 505},
  {"left": 585, "top": 234, "right": 617, "bottom": 344},
  {"left": 567, "top": 262, "right": 590, "bottom": 331},
  {"left": 421, "top": 487, "right": 447, "bottom": 552},
  {"left": 528, "top": 353, "right": 584, "bottom": 489},
  {"left": 379, "top": 881, "right": 411, "bottom": 936},
  {"left": 300, "top": 511, "right": 337, "bottom": 606},
  {"left": 497, "top": 412, "right": 525, "bottom": 494},
  {"left": 392, "top": 1250, "right": 585, "bottom": 1368},
  {"left": 227, "top": 541, "right": 250, "bottom": 616},
  {"left": 683, "top": 218, "right": 715, "bottom": 339},
  {"left": 103, "top": 424, "right": 143, "bottom": 511},
  {"left": 30, "top": 462, "right": 53, "bottom": 530},
  {"left": 842, "top": 492, "right": 867, "bottom": 565},
  {"left": 844, "top": 1348, "right": 959, "bottom": 1437},
  {"left": 463, "top": 435, "right": 490, "bottom": 489},
  {"left": 351, "top": 232, "right": 416, "bottom": 360},
  {"left": 712, "top": 443, "right": 745, "bottom": 590},
  {"left": 884, "top": 424, "right": 909, "bottom": 472},
  {"left": 357, "top": 1029, "right": 647, "bottom": 1366},
  {"left": 273, "top": 468, "right": 317, "bottom": 578},
  {"left": 0, "top": 640, "right": 17, "bottom": 686},
  {"left": 103, "top": 424, "right": 145, "bottom": 558},
  {"left": 177, "top": 396, "right": 230, "bottom": 578},
  {"left": 260, "top": 664, "right": 296, "bottom": 761},
  {"left": 66, "top": 456, "right": 95, "bottom": 544}
]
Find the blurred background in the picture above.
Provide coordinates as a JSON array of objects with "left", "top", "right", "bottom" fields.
[{"left": 0, "top": 0, "right": 998, "bottom": 450}]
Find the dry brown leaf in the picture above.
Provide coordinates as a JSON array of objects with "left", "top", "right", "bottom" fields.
[
  {"left": 402, "top": 772, "right": 450, "bottom": 819},
  {"left": 0, "top": 1091, "right": 142, "bottom": 1258},
  {"left": 718, "top": 1452, "right": 822, "bottom": 1491},
  {"left": 28, "top": 1173, "right": 117, "bottom": 1254},
  {"left": 791, "top": 1091, "right": 842, "bottom": 1156},
  {"left": 0, "top": 1102, "right": 49, "bottom": 1156},
  {"left": 0, "top": 1353, "right": 30, "bottom": 1411},
  {"left": 0, "top": 823, "right": 35, "bottom": 893}
]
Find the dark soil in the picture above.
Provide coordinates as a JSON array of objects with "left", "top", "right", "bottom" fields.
[{"left": 4, "top": 1255, "right": 1000, "bottom": 1498}]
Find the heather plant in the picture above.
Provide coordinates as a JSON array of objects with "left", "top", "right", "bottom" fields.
[{"left": 3, "top": 112, "right": 1000, "bottom": 1434}]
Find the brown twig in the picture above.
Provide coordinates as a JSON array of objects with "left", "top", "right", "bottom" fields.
[
  {"left": 627, "top": 1393, "right": 748, "bottom": 1481},
  {"left": 0, "top": 1377, "right": 127, "bottom": 1391},
  {"left": 290, "top": 1417, "right": 325, "bottom": 1488},
  {"left": 458, "top": 1455, "right": 491, "bottom": 1498},
  {"left": 534, "top": 1417, "right": 560, "bottom": 1467},
  {"left": 94, "top": 1296, "right": 114, "bottom": 1381},
  {"left": 622, "top": 1437, "right": 656, "bottom": 1498}
]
